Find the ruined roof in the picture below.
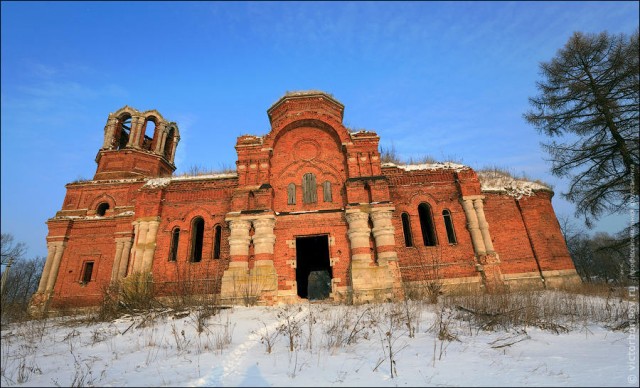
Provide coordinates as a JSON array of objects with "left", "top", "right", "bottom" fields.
[
  {"left": 381, "top": 162, "right": 470, "bottom": 172},
  {"left": 267, "top": 90, "right": 344, "bottom": 115},
  {"left": 477, "top": 170, "right": 552, "bottom": 199}
]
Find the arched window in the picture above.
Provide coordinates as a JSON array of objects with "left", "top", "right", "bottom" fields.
[
  {"left": 287, "top": 183, "right": 296, "bottom": 205},
  {"left": 401, "top": 212, "right": 413, "bottom": 247},
  {"left": 213, "top": 224, "right": 222, "bottom": 260},
  {"left": 323, "top": 181, "right": 332, "bottom": 202},
  {"left": 418, "top": 203, "right": 437, "bottom": 246},
  {"left": 141, "top": 118, "right": 155, "bottom": 151},
  {"left": 96, "top": 202, "right": 109, "bottom": 217},
  {"left": 442, "top": 210, "right": 457, "bottom": 244},
  {"left": 302, "top": 173, "right": 317, "bottom": 203},
  {"left": 169, "top": 228, "right": 180, "bottom": 262},
  {"left": 117, "top": 115, "right": 131, "bottom": 150},
  {"left": 190, "top": 217, "right": 204, "bottom": 262}
]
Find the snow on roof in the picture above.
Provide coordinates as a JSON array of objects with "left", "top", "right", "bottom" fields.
[
  {"left": 477, "top": 170, "right": 551, "bottom": 199},
  {"left": 143, "top": 173, "right": 238, "bottom": 188},
  {"left": 382, "top": 162, "right": 470, "bottom": 172}
]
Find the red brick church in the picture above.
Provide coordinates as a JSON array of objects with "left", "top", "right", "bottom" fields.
[{"left": 30, "top": 90, "right": 581, "bottom": 311}]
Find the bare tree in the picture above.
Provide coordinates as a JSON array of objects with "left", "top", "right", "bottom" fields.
[
  {"left": 1, "top": 233, "right": 27, "bottom": 265},
  {"left": 524, "top": 30, "right": 639, "bottom": 242},
  {"left": 559, "top": 215, "right": 630, "bottom": 283}
]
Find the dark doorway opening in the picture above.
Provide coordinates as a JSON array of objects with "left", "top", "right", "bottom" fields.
[{"left": 296, "top": 235, "right": 332, "bottom": 299}]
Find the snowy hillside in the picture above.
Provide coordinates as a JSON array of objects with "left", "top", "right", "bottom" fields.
[{"left": 1, "top": 290, "right": 638, "bottom": 387}]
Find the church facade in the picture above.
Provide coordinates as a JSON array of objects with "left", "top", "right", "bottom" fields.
[{"left": 30, "top": 91, "right": 581, "bottom": 311}]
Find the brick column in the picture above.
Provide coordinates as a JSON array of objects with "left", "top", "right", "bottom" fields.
[
  {"left": 252, "top": 217, "right": 276, "bottom": 260},
  {"left": 228, "top": 219, "right": 252, "bottom": 265},
  {"left": 370, "top": 209, "right": 397, "bottom": 264},
  {"left": 111, "top": 239, "right": 125, "bottom": 281},
  {"left": 345, "top": 210, "right": 373, "bottom": 265},
  {"left": 461, "top": 195, "right": 503, "bottom": 292},
  {"left": 102, "top": 117, "right": 117, "bottom": 149},
  {"left": 141, "top": 219, "right": 160, "bottom": 273},
  {"left": 131, "top": 220, "right": 148, "bottom": 273},
  {"left": 473, "top": 198, "right": 495, "bottom": 254},
  {"left": 127, "top": 116, "right": 143, "bottom": 148},
  {"left": 370, "top": 208, "right": 404, "bottom": 299},
  {"left": 169, "top": 138, "right": 179, "bottom": 164},
  {"left": 221, "top": 217, "right": 254, "bottom": 303},
  {"left": 461, "top": 197, "right": 486, "bottom": 256},
  {"left": 112, "top": 236, "right": 134, "bottom": 280},
  {"left": 251, "top": 215, "right": 278, "bottom": 298},
  {"left": 44, "top": 241, "right": 66, "bottom": 293},
  {"left": 155, "top": 124, "right": 168, "bottom": 154},
  {"left": 36, "top": 242, "right": 58, "bottom": 293},
  {"left": 118, "top": 238, "right": 133, "bottom": 279}
]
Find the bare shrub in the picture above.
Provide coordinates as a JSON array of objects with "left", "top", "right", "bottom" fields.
[
  {"left": 120, "top": 273, "right": 156, "bottom": 312},
  {"left": 276, "top": 305, "right": 305, "bottom": 352},
  {"left": 257, "top": 320, "right": 280, "bottom": 354},
  {"left": 370, "top": 303, "right": 410, "bottom": 379},
  {"left": 443, "top": 289, "right": 638, "bottom": 334}
]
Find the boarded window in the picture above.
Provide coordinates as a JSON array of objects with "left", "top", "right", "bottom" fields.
[
  {"left": 443, "top": 210, "right": 457, "bottom": 244},
  {"left": 82, "top": 262, "right": 94, "bottom": 283},
  {"left": 302, "top": 173, "right": 317, "bottom": 203},
  {"left": 401, "top": 212, "right": 413, "bottom": 247},
  {"left": 418, "top": 203, "right": 437, "bottom": 246},
  {"left": 213, "top": 224, "right": 222, "bottom": 259},
  {"left": 322, "top": 181, "right": 332, "bottom": 202},
  {"left": 169, "top": 228, "right": 180, "bottom": 262},
  {"left": 287, "top": 183, "right": 296, "bottom": 205},
  {"left": 191, "top": 217, "right": 204, "bottom": 262}
]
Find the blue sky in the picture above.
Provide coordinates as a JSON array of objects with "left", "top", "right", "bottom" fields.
[{"left": 2, "top": 1, "right": 638, "bottom": 259}]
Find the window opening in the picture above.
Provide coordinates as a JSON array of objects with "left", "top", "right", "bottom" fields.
[
  {"left": 142, "top": 119, "right": 155, "bottom": 151},
  {"left": 96, "top": 202, "right": 109, "bottom": 217},
  {"left": 418, "top": 203, "right": 437, "bottom": 246},
  {"left": 443, "top": 210, "right": 457, "bottom": 244},
  {"left": 401, "top": 212, "right": 413, "bottom": 247},
  {"left": 302, "top": 173, "right": 317, "bottom": 203},
  {"left": 169, "top": 228, "right": 180, "bottom": 262},
  {"left": 191, "top": 217, "right": 204, "bottom": 262},
  {"left": 213, "top": 225, "right": 222, "bottom": 259},
  {"left": 82, "top": 262, "right": 94, "bottom": 283},
  {"left": 117, "top": 116, "right": 131, "bottom": 150},
  {"left": 287, "top": 183, "right": 296, "bottom": 205}
]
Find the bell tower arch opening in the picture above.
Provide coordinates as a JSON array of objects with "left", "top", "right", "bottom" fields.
[{"left": 295, "top": 235, "right": 332, "bottom": 300}]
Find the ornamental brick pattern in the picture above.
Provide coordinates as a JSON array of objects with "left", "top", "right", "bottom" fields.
[{"left": 30, "top": 91, "right": 581, "bottom": 312}]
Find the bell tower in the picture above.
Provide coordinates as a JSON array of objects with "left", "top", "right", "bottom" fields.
[{"left": 94, "top": 106, "right": 180, "bottom": 180}]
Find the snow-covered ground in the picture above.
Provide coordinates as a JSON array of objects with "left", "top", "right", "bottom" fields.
[{"left": 1, "top": 291, "right": 638, "bottom": 387}]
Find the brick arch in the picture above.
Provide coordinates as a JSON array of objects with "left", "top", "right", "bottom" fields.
[
  {"left": 89, "top": 193, "right": 116, "bottom": 212},
  {"left": 140, "top": 109, "right": 166, "bottom": 123},
  {"left": 277, "top": 158, "right": 343, "bottom": 182},
  {"left": 110, "top": 106, "right": 139, "bottom": 120},
  {"left": 408, "top": 191, "right": 439, "bottom": 209},
  {"left": 175, "top": 207, "right": 215, "bottom": 231},
  {"left": 266, "top": 117, "right": 350, "bottom": 151}
]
